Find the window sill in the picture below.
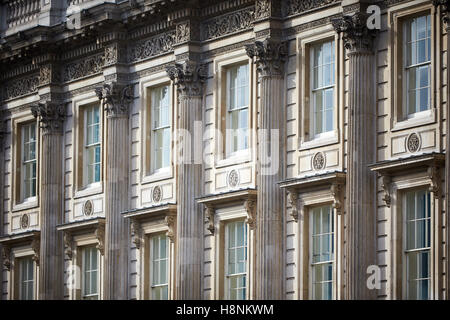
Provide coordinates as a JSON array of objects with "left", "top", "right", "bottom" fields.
[
  {"left": 215, "top": 151, "right": 251, "bottom": 168},
  {"left": 142, "top": 169, "right": 173, "bottom": 185},
  {"left": 299, "top": 131, "right": 339, "bottom": 150},
  {"left": 392, "top": 109, "right": 436, "bottom": 132},
  {"left": 74, "top": 183, "right": 103, "bottom": 199},
  {"left": 12, "top": 197, "right": 39, "bottom": 212}
]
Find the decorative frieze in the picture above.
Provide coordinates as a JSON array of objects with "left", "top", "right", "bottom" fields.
[
  {"left": 95, "top": 82, "right": 133, "bottom": 117},
  {"left": 104, "top": 43, "right": 127, "bottom": 66},
  {"left": 63, "top": 54, "right": 104, "bottom": 82},
  {"left": 283, "top": 0, "right": 339, "bottom": 17},
  {"left": 166, "top": 61, "right": 207, "bottom": 98},
  {"left": 39, "top": 64, "right": 60, "bottom": 86},
  {"left": 3, "top": 74, "right": 39, "bottom": 100},
  {"left": 245, "top": 38, "right": 287, "bottom": 77},
  {"left": 255, "top": 0, "right": 271, "bottom": 20},
  {"left": 332, "top": 12, "right": 378, "bottom": 54},
  {"left": 31, "top": 102, "right": 66, "bottom": 134},
  {"left": 202, "top": 7, "right": 254, "bottom": 41},
  {"left": 128, "top": 31, "right": 176, "bottom": 63}
]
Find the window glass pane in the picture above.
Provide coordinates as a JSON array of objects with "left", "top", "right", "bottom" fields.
[
  {"left": 151, "top": 234, "right": 169, "bottom": 300},
  {"left": 226, "top": 221, "right": 247, "bottom": 300}
]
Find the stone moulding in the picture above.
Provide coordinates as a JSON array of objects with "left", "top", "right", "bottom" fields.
[
  {"left": 283, "top": 0, "right": 340, "bottom": 17},
  {"left": 63, "top": 54, "right": 105, "bottom": 83}
]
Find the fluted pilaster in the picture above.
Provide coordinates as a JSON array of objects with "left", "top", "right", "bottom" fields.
[
  {"left": 31, "top": 102, "right": 65, "bottom": 299},
  {"left": 96, "top": 82, "right": 132, "bottom": 300},
  {"left": 166, "top": 61, "right": 206, "bottom": 299},
  {"left": 0, "top": 119, "right": 5, "bottom": 296},
  {"left": 246, "top": 38, "right": 286, "bottom": 299},
  {"left": 434, "top": 0, "right": 450, "bottom": 299},
  {"left": 333, "top": 13, "right": 377, "bottom": 300}
]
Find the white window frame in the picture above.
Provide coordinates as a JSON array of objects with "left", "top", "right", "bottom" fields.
[
  {"left": 224, "top": 220, "right": 248, "bottom": 300},
  {"left": 149, "top": 233, "right": 169, "bottom": 300},
  {"left": 225, "top": 63, "right": 250, "bottom": 159},
  {"left": 402, "top": 13, "right": 432, "bottom": 119},
  {"left": 309, "top": 204, "right": 335, "bottom": 300},
  {"left": 18, "top": 256, "right": 35, "bottom": 300},
  {"left": 83, "top": 104, "right": 101, "bottom": 189},
  {"left": 20, "top": 122, "right": 37, "bottom": 203},
  {"left": 310, "top": 40, "right": 336, "bottom": 140},
  {"left": 390, "top": 4, "right": 437, "bottom": 132},
  {"left": 402, "top": 188, "right": 432, "bottom": 300},
  {"left": 150, "top": 85, "right": 171, "bottom": 175},
  {"left": 81, "top": 246, "right": 100, "bottom": 300}
]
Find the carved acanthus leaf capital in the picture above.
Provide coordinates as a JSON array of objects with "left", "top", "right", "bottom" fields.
[
  {"left": 245, "top": 38, "right": 287, "bottom": 77},
  {"left": 95, "top": 82, "right": 133, "bottom": 117},
  {"left": 31, "top": 102, "right": 66, "bottom": 134},
  {"left": 434, "top": 0, "right": 450, "bottom": 25},
  {"left": 166, "top": 61, "right": 207, "bottom": 98},
  {"left": 332, "top": 12, "right": 377, "bottom": 54}
]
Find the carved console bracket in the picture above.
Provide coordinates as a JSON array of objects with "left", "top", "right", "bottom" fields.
[
  {"left": 331, "top": 182, "right": 344, "bottom": 215},
  {"left": 244, "top": 199, "right": 257, "bottom": 230},
  {"left": 2, "top": 245, "right": 11, "bottom": 271},
  {"left": 131, "top": 219, "right": 142, "bottom": 249},
  {"left": 204, "top": 204, "right": 215, "bottom": 234},
  {"left": 434, "top": 0, "right": 450, "bottom": 25},
  {"left": 380, "top": 175, "right": 392, "bottom": 208},
  {"left": 428, "top": 165, "right": 442, "bottom": 199},
  {"left": 287, "top": 189, "right": 298, "bottom": 222},
  {"left": 31, "top": 236, "right": 40, "bottom": 266},
  {"left": 63, "top": 231, "right": 73, "bottom": 260},
  {"left": 95, "top": 223, "right": 105, "bottom": 256},
  {"left": 165, "top": 214, "right": 177, "bottom": 243}
]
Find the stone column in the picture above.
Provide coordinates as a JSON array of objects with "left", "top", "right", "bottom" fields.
[
  {"left": 245, "top": 38, "right": 287, "bottom": 300},
  {"left": 0, "top": 118, "right": 5, "bottom": 297},
  {"left": 166, "top": 61, "right": 206, "bottom": 299},
  {"left": 434, "top": 0, "right": 450, "bottom": 299},
  {"left": 333, "top": 13, "right": 377, "bottom": 299},
  {"left": 31, "top": 102, "right": 65, "bottom": 300},
  {"left": 95, "top": 82, "right": 132, "bottom": 300}
]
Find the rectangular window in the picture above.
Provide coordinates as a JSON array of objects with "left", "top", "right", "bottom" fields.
[
  {"left": 18, "top": 256, "right": 34, "bottom": 300},
  {"left": 311, "top": 40, "right": 335, "bottom": 137},
  {"left": 151, "top": 85, "right": 171, "bottom": 173},
  {"left": 21, "top": 123, "right": 37, "bottom": 200},
  {"left": 404, "top": 14, "right": 431, "bottom": 116},
  {"left": 82, "top": 247, "right": 100, "bottom": 300},
  {"left": 84, "top": 105, "right": 101, "bottom": 186},
  {"left": 226, "top": 64, "right": 249, "bottom": 155},
  {"left": 150, "top": 234, "right": 169, "bottom": 300},
  {"left": 225, "top": 221, "right": 247, "bottom": 300},
  {"left": 404, "top": 189, "right": 431, "bottom": 300},
  {"left": 310, "top": 205, "right": 334, "bottom": 300}
]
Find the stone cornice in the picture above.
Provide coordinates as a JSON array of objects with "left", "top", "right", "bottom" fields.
[
  {"left": 31, "top": 101, "right": 66, "bottom": 134},
  {"left": 166, "top": 61, "right": 207, "bottom": 98},
  {"left": 245, "top": 38, "right": 287, "bottom": 78},
  {"left": 95, "top": 82, "right": 133, "bottom": 117},
  {"left": 332, "top": 12, "right": 378, "bottom": 54}
]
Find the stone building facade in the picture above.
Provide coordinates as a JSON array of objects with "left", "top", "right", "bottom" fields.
[{"left": 0, "top": 0, "right": 449, "bottom": 300}]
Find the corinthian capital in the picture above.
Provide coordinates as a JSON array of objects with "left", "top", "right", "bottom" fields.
[
  {"left": 95, "top": 82, "right": 133, "bottom": 117},
  {"left": 31, "top": 102, "right": 66, "bottom": 134},
  {"left": 434, "top": 0, "right": 450, "bottom": 25},
  {"left": 245, "top": 38, "right": 287, "bottom": 77},
  {"left": 332, "top": 12, "right": 377, "bottom": 54},
  {"left": 166, "top": 61, "right": 207, "bottom": 98}
]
